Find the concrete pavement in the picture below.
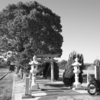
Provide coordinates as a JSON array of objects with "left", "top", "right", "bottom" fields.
[{"left": 12, "top": 73, "right": 100, "bottom": 100}]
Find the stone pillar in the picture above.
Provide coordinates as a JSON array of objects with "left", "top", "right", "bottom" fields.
[
  {"left": 51, "top": 57, "right": 54, "bottom": 81},
  {"left": 87, "top": 73, "right": 89, "bottom": 86},
  {"left": 94, "top": 65, "right": 100, "bottom": 80},
  {"left": 22, "top": 76, "right": 35, "bottom": 99},
  {"left": 25, "top": 77, "right": 30, "bottom": 95},
  {"left": 29, "top": 56, "right": 40, "bottom": 91},
  {"left": 94, "top": 65, "right": 97, "bottom": 79},
  {"left": 72, "top": 57, "right": 81, "bottom": 89}
]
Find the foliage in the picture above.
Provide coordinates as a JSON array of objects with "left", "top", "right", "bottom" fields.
[
  {"left": 63, "top": 71, "right": 74, "bottom": 86},
  {"left": 7, "top": 54, "right": 15, "bottom": 63},
  {"left": 54, "top": 62, "right": 59, "bottom": 80},
  {"left": 84, "top": 63, "right": 92, "bottom": 70},
  {"left": 0, "top": 36, "right": 9, "bottom": 52},
  {"left": 63, "top": 51, "right": 84, "bottom": 86},
  {"left": 0, "top": 58, "right": 7, "bottom": 68},
  {"left": 0, "top": 1, "right": 63, "bottom": 70},
  {"left": 42, "top": 61, "right": 59, "bottom": 80},
  {"left": 58, "top": 60, "right": 67, "bottom": 69}
]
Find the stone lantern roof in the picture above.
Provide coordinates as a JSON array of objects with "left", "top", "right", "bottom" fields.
[
  {"left": 72, "top": 57, "right": 82, "bottom": 66},
  {"left": 29, "top": 55, "right": 40, "bottom": 65}
]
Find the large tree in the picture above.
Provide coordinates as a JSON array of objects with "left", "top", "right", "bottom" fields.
[{"left": 0, "top": 1, "right": 63, "bottom": 68}]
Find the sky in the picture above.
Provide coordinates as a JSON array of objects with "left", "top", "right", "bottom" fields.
[{"left": 0, "top": 0, "right": 100, "bottom": 63}]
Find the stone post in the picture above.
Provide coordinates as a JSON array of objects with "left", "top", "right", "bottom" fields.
[
  {"left": 94, "top": 65, "right": 98, "bottom": 79},
  {"left": 51, "top": 57, "right": 54, "bottom": 81},
  {"left": 22, "top": 76, "right": 34, "bottom": 99},
  {"left": 87, "top": 73, "right": 89, "bottom": 86},
  {"left": 72, "top": 57, "right": 82, "bottom": 89}
]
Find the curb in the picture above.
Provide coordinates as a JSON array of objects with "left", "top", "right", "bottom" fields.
[
  {"left": 0, "top": 71, "right": 11, "bottom": 80},
  {"left": 12, "top": 73, "right": 15, "bottom": 100}
]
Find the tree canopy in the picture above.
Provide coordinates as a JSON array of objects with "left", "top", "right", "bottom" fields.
[{"left": 0, "top": 1, "right": 63, "bottom": 67}]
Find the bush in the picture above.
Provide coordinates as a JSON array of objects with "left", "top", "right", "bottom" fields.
[
  {"left": 42, "top": 61, "right": 59, "bottom": 80},
  {"left": 0, "top": 58, "right": 8, "bottom": 68},
  {"left": 54, "top": 62, "right": 59, "bottom": 80},
  {"left": 63, "top": 71, "right": 74, "bottom": 86}
]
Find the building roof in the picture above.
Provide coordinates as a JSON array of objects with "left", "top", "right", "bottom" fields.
[{"left": 87, "top": 64, "right": 94, "bottom": 70}]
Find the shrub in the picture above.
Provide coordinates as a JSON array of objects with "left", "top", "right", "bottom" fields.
[
  {"left": 42, "top": 61, "right": 59, "bottom": 80},
  {"left": 63, "top": 71, "right": 74, "bottom": 86},
  {"left": 54, "top": 62, "right": 59, "bottom": 80},
  {"left": 0, "top": 58, "right": 8, "bottom": 68}
]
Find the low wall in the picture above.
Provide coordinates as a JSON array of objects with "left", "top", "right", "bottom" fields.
[{"left": 59, "top": 69, "right": 96, "bottom": 87}]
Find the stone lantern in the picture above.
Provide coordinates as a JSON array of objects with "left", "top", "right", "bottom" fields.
[
  {"left": 23, "top": 55, "right": 42, "bottom": 98},
  {"left": 29, "top": 55, "right": 40, "bottom": 90},
  {"left": 72, "top": 57, "right": 82, "bottom": 89}
]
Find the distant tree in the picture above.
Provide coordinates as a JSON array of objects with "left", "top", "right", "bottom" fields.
[
  {"left": 58, "top": 60, "right": 67, "bottom": 69},
  {"left": 42, "top": 61, "right": 59, "bottom": 80},
  {"left": 63, "top": 51, "right": 84, "bottom": 86},
  {"left": 0, "top": 1, "right": 63, "bottom": 71},
  {"left": 84, "top": 63, "right": 92, "bottom": 69}
]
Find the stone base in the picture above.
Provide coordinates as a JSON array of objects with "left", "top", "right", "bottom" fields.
[
  {"left": 73, "top": 83, "right": 81, "bottom": 90},
  {"left": 31, "top": 84, "right": 39, "bottom": 91},
  {"left": 22, "top": 94, "right": 35, "bottom": 99}
]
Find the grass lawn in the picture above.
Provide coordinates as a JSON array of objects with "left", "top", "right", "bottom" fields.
[
  {"left": 0, "top": 72, "right": 13, "bottom": 100},
  {"left": 0, "top": 68, "right": 9, "bottom": 77}
]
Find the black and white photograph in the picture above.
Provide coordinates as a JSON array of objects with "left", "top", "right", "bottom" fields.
[{"left": 0, "top": 0, "right": 100, "bottom": 100}]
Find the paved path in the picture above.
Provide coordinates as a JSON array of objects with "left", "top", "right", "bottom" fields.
[{"left": 12, "top": 73, "right": 100, "bottom": 100}]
